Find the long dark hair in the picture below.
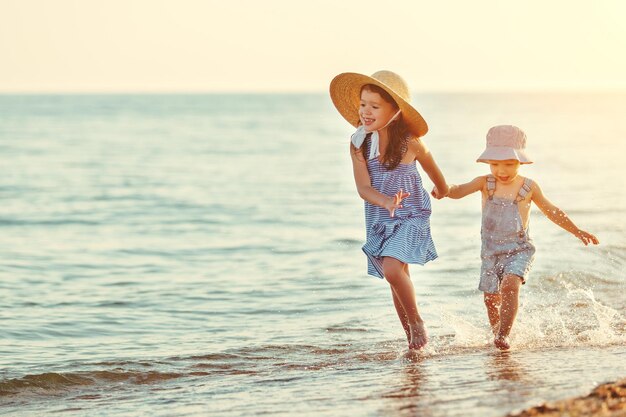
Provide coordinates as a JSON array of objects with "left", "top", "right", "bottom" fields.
[{"left": 354, "top": 84, "right": 410, "bottom": 170}]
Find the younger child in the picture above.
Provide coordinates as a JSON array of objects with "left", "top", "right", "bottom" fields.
[{"left": 436, "top": 125, "right": 599, "bottom": 350}]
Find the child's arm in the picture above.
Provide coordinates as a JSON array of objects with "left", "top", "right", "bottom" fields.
[
  {"left": 531, "top": 181, "right": 600, "bottom": 246},
  {"left": 350, "top": 144, "right": 408, "bottom": 217},
  {"left": 445, "top": 176, "right": 486, "bottom": 199},
  {"left": 412, "top": 138, "right": 449, "bottom": 199}
]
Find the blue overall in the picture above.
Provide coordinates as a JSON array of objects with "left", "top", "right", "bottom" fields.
[{"left": 479, "top": 175, "right": 535, "bottom": 293}]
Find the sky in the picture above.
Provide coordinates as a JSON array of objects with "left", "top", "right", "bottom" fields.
[{"left": 1, "top": 0, "right": 625, "bottom": 93}]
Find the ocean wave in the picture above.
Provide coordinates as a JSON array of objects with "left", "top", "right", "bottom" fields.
[
  {"left": 0, "top": 369, "right": 182, "bottom": 398},
  {"left": 0, "top": 218, "right": 101, "bottom": 227},
  {"left": 600, "top": 244, "right": 626, "bottom": 262},
  {"left": 330, "top": 238, "right": 362, "bottom": 246},
  {"left": 538, "top": 270, "right": 623, "bottom": 288},
  {"left": 0, "top": 345, "right": 351, "bottom": 399},
  {"left": 325, "top": 325, "right": 369, "bottom": 333}
]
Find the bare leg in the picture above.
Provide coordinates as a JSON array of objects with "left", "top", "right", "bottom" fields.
[
  {"left": 494, "top": 274, "right": 523, "bottom": 350},
  {"left": 483, "top": 292, "right": 502, "bottom": 335},
  {"left": 391, "top": 288, "right": 410, "bottom": 343},
  {"left": 383, "top": 257, "right": 427, "bottom": 349},
  {"left": 390, "top": 263, "right": 412, "bottom": 343}
]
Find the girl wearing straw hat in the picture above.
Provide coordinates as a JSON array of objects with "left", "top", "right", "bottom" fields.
[
  {"left": 330, "top": 70, "right": 449, "bottom": 350},
  {"left": 438, "top": 125, "right": 599, "bottom": 350}
]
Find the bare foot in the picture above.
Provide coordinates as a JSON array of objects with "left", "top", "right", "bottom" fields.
[
  {"left": 408, "top": 321, "right": 428, "bottom": 350},
  {"left": 494, "top": 334, "right": 510, "bottom": 350}
]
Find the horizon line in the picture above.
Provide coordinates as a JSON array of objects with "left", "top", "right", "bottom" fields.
[{"left": 1, "top": 88, "right": 625, "bottom": 95}]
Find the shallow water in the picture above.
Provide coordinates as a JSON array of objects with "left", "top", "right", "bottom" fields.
[{"left": 0, "top": 93, "right": 625, "bottom": 416}]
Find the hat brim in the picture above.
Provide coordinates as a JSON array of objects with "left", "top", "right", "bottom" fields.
[
  {"left": 477, "top": 147, "right": 533, "bottom": 164},
  {"left": 329, "top": 72, "right": 428, "bottom": 137}
]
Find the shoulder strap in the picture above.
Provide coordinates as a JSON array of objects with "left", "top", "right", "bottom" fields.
[
  {"left": 486, "top": 175, "right": 496, "bottom": 200},
  {"left": 515, "top": 178, "right": 532, "bottom": 203}
]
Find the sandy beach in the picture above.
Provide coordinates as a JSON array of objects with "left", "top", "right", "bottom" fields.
[{"left": 507, "top": 378, "right": 626, "bottom": 417}]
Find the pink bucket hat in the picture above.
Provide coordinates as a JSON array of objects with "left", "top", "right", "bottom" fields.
[{"left": 476, "top": 125, "right": 533, "bottom": 164}]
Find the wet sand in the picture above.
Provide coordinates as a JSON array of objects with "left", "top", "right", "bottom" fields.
[{"left": 506, "top": 378, "right": 626, "bottom": 417}]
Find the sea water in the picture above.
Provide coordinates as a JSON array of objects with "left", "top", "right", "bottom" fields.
[{"left": 0, "top": 93, "right": 624, "bottom": 416}]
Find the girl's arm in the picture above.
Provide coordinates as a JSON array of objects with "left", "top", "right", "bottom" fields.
[
  {"left": 412, "top": 138, "right": 449, "bottom": 199},
  {"left": 350, "top": 144, "right": 408, "bottom": 217},
  {"left": 531, "top": 181, "right": 599, "bottom": 245},
  {"left": 446, "top": 176, "right": 486, "bottom": 199}
]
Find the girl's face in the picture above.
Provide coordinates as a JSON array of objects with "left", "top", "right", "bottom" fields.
[
  {"left": 488, "top": 160, "right": 521, "bottom": 184},
  {"left": 359, "top": 89, "right": 398, "bottom": 132}
]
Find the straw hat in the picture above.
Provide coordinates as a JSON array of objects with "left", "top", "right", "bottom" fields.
[
  {"left": 476, "top": 125, "right": 533, "bottom": 164},
  {"left": 329, "top": 70, "right": 428, "bottom": 137}
]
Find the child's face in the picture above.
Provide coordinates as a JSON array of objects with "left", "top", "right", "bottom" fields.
[
  {"left": 359, "top": 89, "right": 398, "bottom": 132},
  {"left": 488, "top": 160, "right": 521, "bottom": 184}
]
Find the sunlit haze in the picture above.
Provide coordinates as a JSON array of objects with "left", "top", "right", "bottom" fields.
[{"left": 1, "top": 0, "right": 625, "bottom": 92}]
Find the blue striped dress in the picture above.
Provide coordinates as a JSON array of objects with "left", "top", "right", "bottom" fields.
[{"left": 362, "top": 138, "right": 438, "bottom": 279}]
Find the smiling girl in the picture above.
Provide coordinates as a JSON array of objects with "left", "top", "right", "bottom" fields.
[{"left": 329, "top": 70, "right": 449, "bottom": 350}]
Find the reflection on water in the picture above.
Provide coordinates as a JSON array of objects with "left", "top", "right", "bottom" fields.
[
  {"left": 378, "top": 354, "right": 430, "bottom": 417},
  {"left": 486, "top": 351, "right": 529, "bottom": 383}
]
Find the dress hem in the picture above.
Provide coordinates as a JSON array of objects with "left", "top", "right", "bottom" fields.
[{"left": 363, "top": 248, "right": 438, "bottom": 279}]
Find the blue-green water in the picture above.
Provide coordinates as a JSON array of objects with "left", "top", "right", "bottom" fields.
[{"left": 0, "top": 93, "right": 624, "bottom": 416}]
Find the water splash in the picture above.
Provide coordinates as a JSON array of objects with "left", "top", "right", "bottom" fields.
[
  {"left": 414, "top": 270, "right": 626, "bottom": 355},
  {"left": 511, "top": 272, "right": 625, "bottom": 349}
]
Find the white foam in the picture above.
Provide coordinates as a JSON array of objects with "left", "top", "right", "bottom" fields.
[{"left": 415, "top": 273, "right": 626, "bottom": 356}]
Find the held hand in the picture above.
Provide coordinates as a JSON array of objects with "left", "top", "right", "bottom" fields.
[
  {"left": 385, "top": 188, "right": 410, "bottom": 218},
  {"left": 575, "top": 229, "right": 599, "bottom": 246},
  {"left": 430, "top": 184, "right": 449, "bottom": 200}
]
